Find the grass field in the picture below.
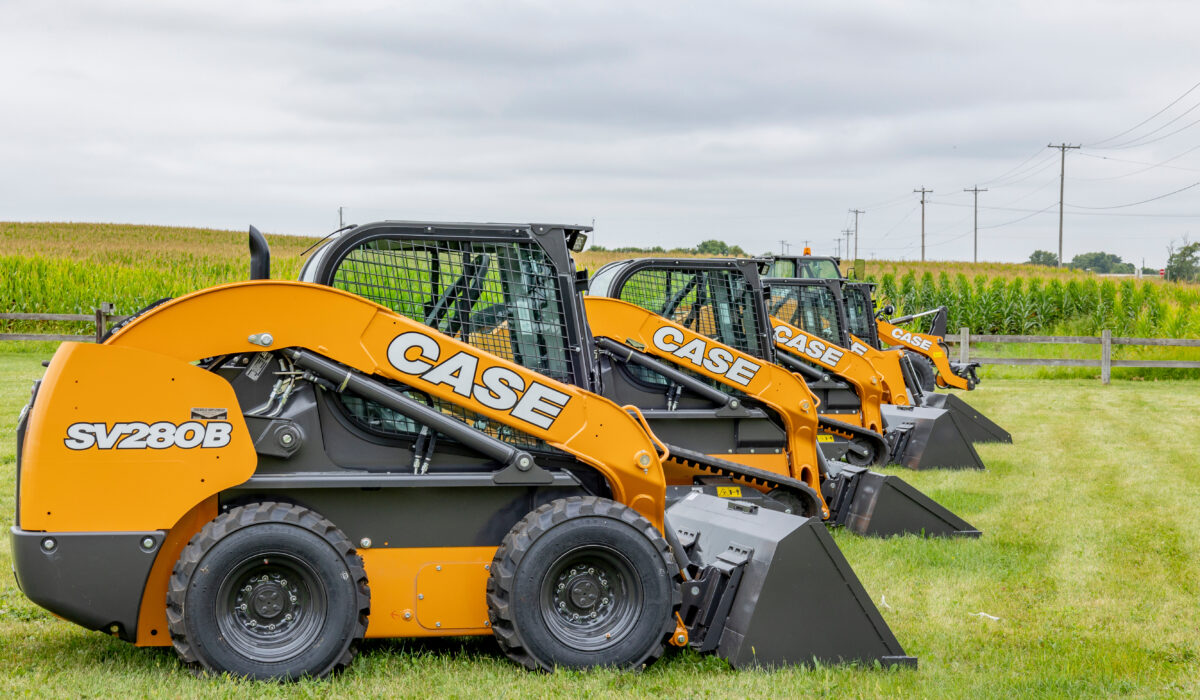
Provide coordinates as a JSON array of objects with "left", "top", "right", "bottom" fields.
[{"left": 1, "top": 342, "right": 1198, "bottom": 697}]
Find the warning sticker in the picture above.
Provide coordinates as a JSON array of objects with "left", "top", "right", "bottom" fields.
[{"left": 716, "top": 486, "right": 742, "bottom": 498}]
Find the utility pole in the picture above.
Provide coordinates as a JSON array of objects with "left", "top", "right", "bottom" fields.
[
  {"left": 841, "top": 228, "right": 853, "bottom": 259},
  {"left": 913, "top": 188, "right": 932, "bottom": 261},
  {"left": 848, "top": 209, "right": 864, "bottom": 261},
  {"left": 835, "top": 238, "right": 842, "bottom": 257},
  {"left": 1048, "top": 143, "right": 1080, "bottom": 267},
  {"left": 338, "top": 206, "right": 344, "bottom": 228},
  {"left": 963, "top": 186, "right": 987, "bottom": 263},
  {"left": 778, "top": 239, "right": 791, "bottom": 255}
]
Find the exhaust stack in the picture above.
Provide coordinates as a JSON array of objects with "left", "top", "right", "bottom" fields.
[{"left": 249, "top": 225, "right": 271, "bottom": 280}]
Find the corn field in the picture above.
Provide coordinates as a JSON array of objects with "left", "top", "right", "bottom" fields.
[{"left": 3, "top": 222, "right": 1198, "bottom": 342}]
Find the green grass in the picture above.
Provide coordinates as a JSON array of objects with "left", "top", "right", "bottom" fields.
[{"left": 2, "top": 344, "right": 1198, "bottom": 697}]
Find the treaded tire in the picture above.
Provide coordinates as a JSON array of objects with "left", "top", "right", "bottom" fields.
[
  {"left": 910, "top": 355, "right": 938, "bottom": 392},
  {"left": 166, "top": 502, "right": 370, "bottom": 680},
  {"left": 486, "top": 496, "right": 679, "bottom": 671}
]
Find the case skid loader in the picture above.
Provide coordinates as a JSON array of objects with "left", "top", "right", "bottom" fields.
[
  {"left": 768, "top": 255, "right": 1011, "bottom": 446},
  {"left": 13, "top": 223, "right": 918, "bottom": 681},
  {"left": 767, "top": 277, "right": 988, "bottom": 470},
  {"left": 584, "top": 257, "right": 977, "bottom": 537}
]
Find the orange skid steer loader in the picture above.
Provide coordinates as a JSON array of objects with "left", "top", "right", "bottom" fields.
[
  {"left": 13, "top": 223, "right": 916, "bottom": 681},
  {"left": 583, "top": 258, "right": 977, "bottom": 537},
  {"left": 766, "top": 277, "right": 988, "bottom": 470}
]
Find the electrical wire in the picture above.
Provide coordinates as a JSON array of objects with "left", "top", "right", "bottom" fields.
[
  {"left": 1066, "top": 180, "right": 1200, "bottom": 210},
  {"left": 1086, "top": 79, "right": 1200, "bottom": 147},
  {"left": 1099, "top": 113, "right": 1200, "bottom": 150},
  {"left": 977, "top": 203, "right": 1059, "bottom": 229},
  {"left": 977, "top": 145, "right": 1050, "bottom": 186},
  {"left": 1076, "top": 148, "right": 1200, "bottom": 176}
]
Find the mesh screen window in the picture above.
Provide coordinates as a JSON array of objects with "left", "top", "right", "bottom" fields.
[
  {"left": 844, "top": 287, "right": 874, "bottom": 341},
  {"left": 327, "top": 237, "right": 571, "bottom": 453},
  {"left": 615, "top": 267, "right": 762, "bottom": 357},
  {"left": 769, "top": 285, "right": 843, "bottom": 345}
]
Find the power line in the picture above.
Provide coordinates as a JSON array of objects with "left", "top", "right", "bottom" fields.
[
  {"left": 977, "top": 145, "right": 1050, "bottom": 186},
  {"left": 1076, "top": 146, "right": 1200, "bottom": 179},
  {"left": 1066, "top": 180, "right": 1200, "bottom": 210},
  {"left": 1102, "top": 100, "right": 1200, "bottom": 149},
  {"left": 1099, "top": 113, "right": 1200, "bottom": 151},
  {"left": 977, "top": 203, "right": 1059, "bottom": 230},
  {"left": 1086, "top": 79, "right": 1200, "bottom": 147}
]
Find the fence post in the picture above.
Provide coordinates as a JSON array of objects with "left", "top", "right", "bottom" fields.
[
  {"left": 959, "top": 327, "right": 970, "bottom": 364},
  {"left": 94, "top": 302, "right": 114, "bottom": 343},
  {"left": 1101, "top": 329, "right": 1112, "bottom": 384}
]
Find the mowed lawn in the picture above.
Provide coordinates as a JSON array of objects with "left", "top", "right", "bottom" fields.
[{"left": 0, "top": 343, "right": 1198, "bottom": 698}]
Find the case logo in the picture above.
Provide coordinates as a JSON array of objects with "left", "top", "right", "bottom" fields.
[
  {"left": 889, "top": 327, "right": 934, "bottom": 351},
  {"left": 772, "top": 324, "right": 845, "bottom": 368},
  {"left": 64, "top": 421, "right": 233, "bottom": 450},
  {"left": 649, "top": 326, "right": 761, "bottom": 386},
  {"left": 387, "top": 331, "right": 571, "bottom": 430}
]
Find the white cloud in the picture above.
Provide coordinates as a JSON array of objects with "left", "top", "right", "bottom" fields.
[{"left": 1, "top": 0, "right": 1197, "bottom": 265}]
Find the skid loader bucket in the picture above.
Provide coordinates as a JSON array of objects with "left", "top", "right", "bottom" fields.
[
  {"left": 922, "top": 392, "right": 1012, "bottom": 444},
  {"left": 881, "top": 404, "right": 986, "bottom": 470},
  {"left": 825, "top": 465, "right": 981, "bottom": 538},
  {"left": 668, "top": 493, "right": 917, "bottom": 668}
]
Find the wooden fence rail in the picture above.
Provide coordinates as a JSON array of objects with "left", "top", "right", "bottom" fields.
[
  {"left": 947, "top": 327, "right": 1200, "bottom": 384},
  {"left": 0, "top": 303, "right": 130, "bottom": 343},
  {"left": 4, "top": 309, "right": 1198, "bottom": 385}
]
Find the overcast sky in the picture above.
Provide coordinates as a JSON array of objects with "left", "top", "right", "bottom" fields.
[{"left": 3, "top": 1, "right": 1198, "bottom": 265}]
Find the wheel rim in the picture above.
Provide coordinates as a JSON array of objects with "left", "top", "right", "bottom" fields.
[
  {"left": 215, "top": 551, "right": 328, "bottom": 663},
  {"left": 539, "top": 545, "right": 642, "bottom": 651}
]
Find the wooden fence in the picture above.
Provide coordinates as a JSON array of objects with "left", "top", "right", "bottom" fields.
[
  {"left": 3, "top": 307, "right": 1199, "bottom": 385},
  {"left": 948, "top": 328, "right": 1200, "bottom": 384},
  {"left": 0, "top": 303, "right": 129, "bottom": 343}
]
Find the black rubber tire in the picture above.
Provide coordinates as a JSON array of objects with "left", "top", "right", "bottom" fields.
[
  {"left": 166, "top": 502, "right": 370, "bottom": 680},
  {"left": 486, "top": 496, "right": 679, "bottom": 672},
  {"left": 909, "top": 355, "right": 938, "bottom": 392}
]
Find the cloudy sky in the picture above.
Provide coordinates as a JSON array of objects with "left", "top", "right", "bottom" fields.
[{"left": 3, "top": 1, "right": 1198, "bottom": 265}]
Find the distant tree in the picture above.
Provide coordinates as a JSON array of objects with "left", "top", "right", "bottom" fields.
[
  {"left": 1166, "top": 239, "right": 1200, "bottom": 282},
  {"left": 1028, "top": 250, "right": 1058, "bottom": 266},
  {"left": 695, "top": 239, "right": 732, "bottom": 255},
  {"left": 1141, "top": 267, "right": 1160, "bottom": 276},
  {"left": 1068, "top": 251, "right": 1131, "bottom": 273}
]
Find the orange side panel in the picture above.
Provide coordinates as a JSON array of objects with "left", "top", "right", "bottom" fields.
[
  {"left": 359, "top": 547, "right": 496, "bottom": 638},
  {"left": 19, "top": 343, "right": 255, "bottom": 532}
]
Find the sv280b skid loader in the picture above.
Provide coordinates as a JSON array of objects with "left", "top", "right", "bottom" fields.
[{"left": 14, "top": 222, "right": 917, "bottom": 681}]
